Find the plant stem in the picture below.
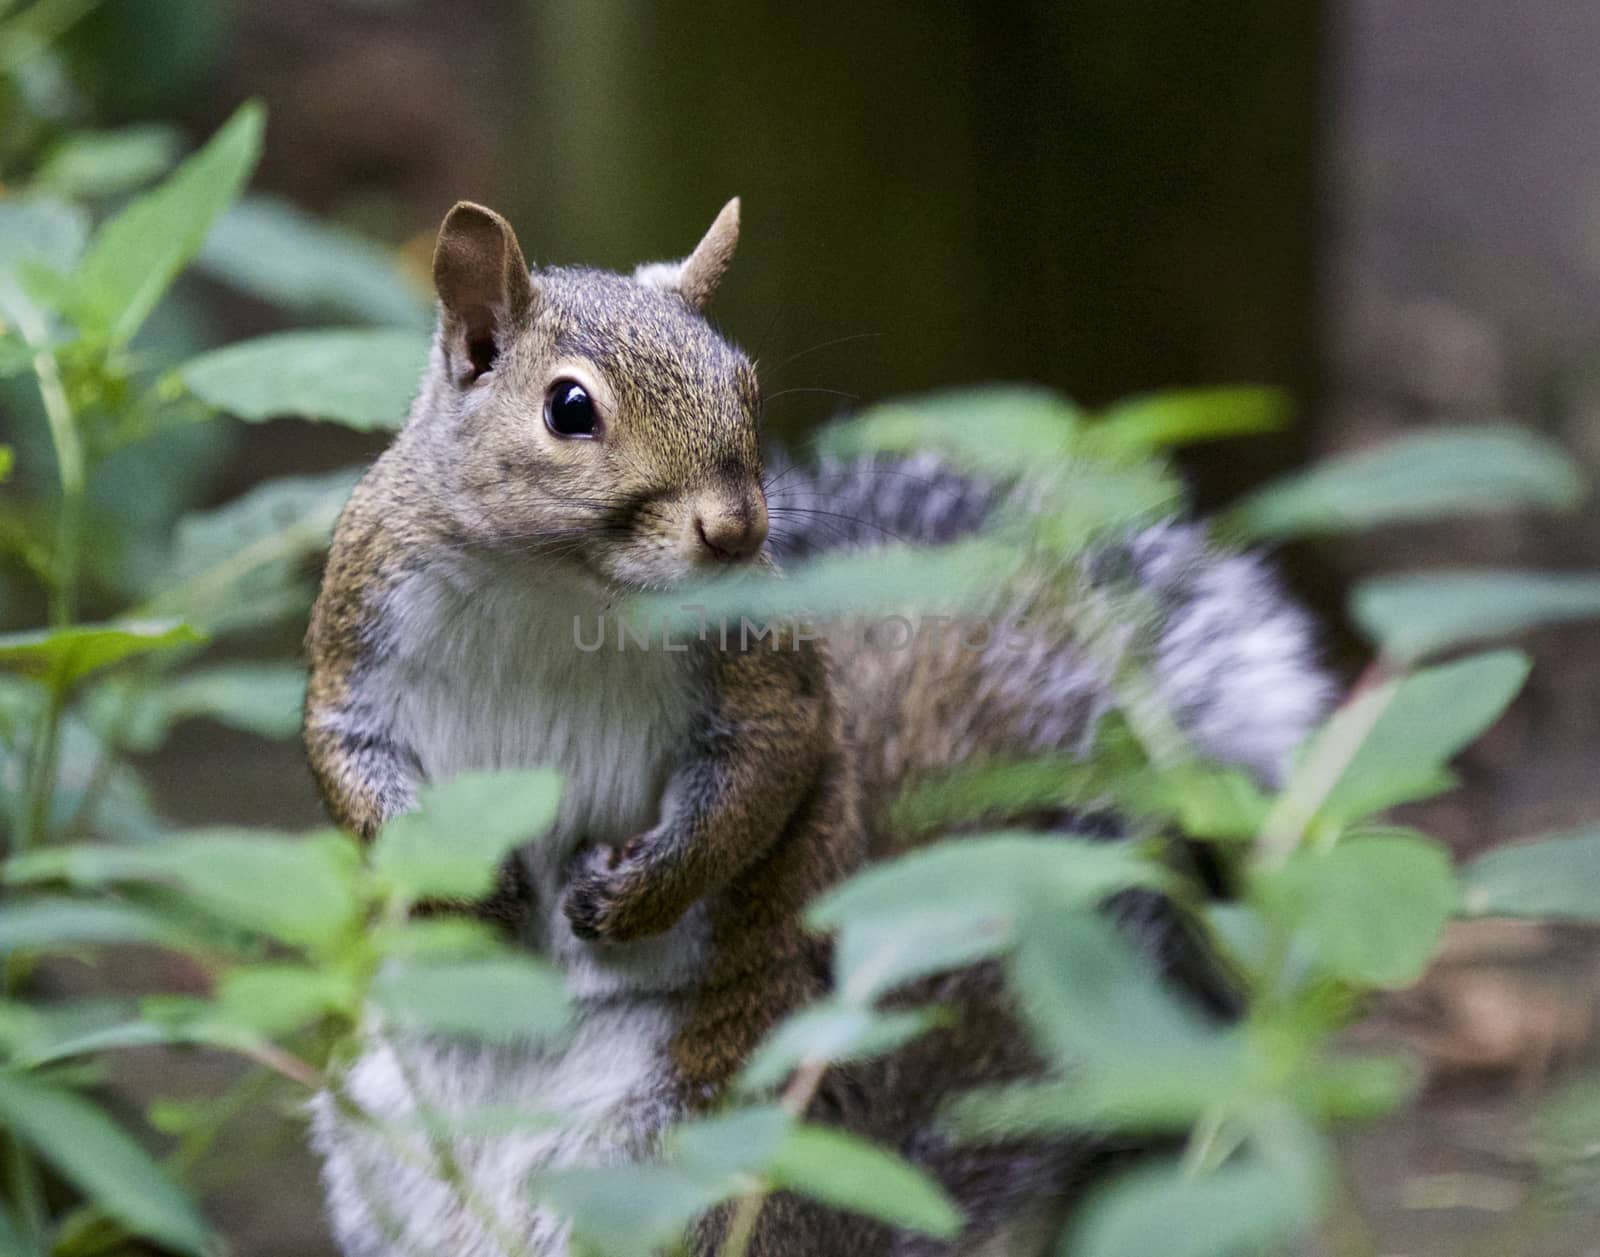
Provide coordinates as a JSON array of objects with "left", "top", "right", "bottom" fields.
[
  {"left": 717, "top": 1056, "right": 831, "bottom": 1257},
  {"left": 1252, "top": 659, "right": 1396, "bottom": 870}
]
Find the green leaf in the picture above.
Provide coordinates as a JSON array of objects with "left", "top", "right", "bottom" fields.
[
  {"left": 0, "top": 195, "right": 90, "bottom": 331},
  {"left": 1458, "top": 828, "right": 1600, "bottom": 921},
  {"left": 1352, "top": 569, "right": 1600, "bottom": 663},
  {"left": 5, "top": 828, "right": 361, "bottom": 952},
  {"left": 1228, "top": 426, "right": 1586, "bottom": 539},
  {"left": 149, "top": 663, "right": 307, "bottom": 742},
  {"left": 1251, "top": 832, "right": 1456, "bottom": 987},
  {"left": 815, "top": 385, "right": 1082, "bottom": 477},
  {"left": 644, "top": 537, "right": 1019, "bottom": 633},
  {"left": 205, "top": 963, "right": 358, "bottom": 1037},
  {"left": 32, "top": 125, "right": 183, "bottom": 199},
  {"left": 670, "top": 1105, "right": 790, "bottom": 1178},
  {"left": 533, "top": 1162, "right": 728, "bottom": 1257},
  {"left": 1067, "top": 1117, "right": 1327, "bottom": 1257},
  {"left": 1320, "top": 650, "right": 1530, "bottom": 822},
  {"left": 0, "top": 1071, "right": 211, "bottom": 1255},
  {"left": 147, "top": 468, "right": 361, "bottom": 634},
  {"left": 810, "top": 835, "right": 1167, "bottom": 1001},
  {"left": 0, "top": 620, "right": 203, "bottom": 687},
  {"left": 198, "top": 195, "right": 431, "bottom": 328},
  {"left": 0, "top": 445, "right": 12, "bottom": 480},
  {"left": 73, "top": 100, "right": 265, "bottom": 346},
  {"left": 180, "top": 327, "right": 430, "bottom": 429},
  {"left": 0, "top": 897, "right": 200, "bottom": 955},
  {"left": 740, "top": 1001, "right": 940, "bottom": 1091},
  {"left": 1009, "top": 909, "right": 1225, "bottom": 1069},
  {"left": 373, "top": 768, "right": 562, "bottom": 902},
  {"left": 1094, "top": 386, "right": 1290, "bottom": 452},
  {"left": 768, "top": 1124, "right": 962, "bottom": 1239},
  {"left": 370, "top": 957, "right": 570, "bottom": 1043}
]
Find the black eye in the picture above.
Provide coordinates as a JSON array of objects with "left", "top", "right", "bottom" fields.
[{"left": 545, "top": 379, "right": 599, "bottom": 438}]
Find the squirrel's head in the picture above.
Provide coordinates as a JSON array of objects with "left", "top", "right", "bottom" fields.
[{"left": 416, "top": 198, "right": 766, "bottom": 590}]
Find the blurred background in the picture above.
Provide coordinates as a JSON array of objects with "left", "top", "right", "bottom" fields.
[{"left": 4, "top": 1, "right": 1600, "bottom": 1253}]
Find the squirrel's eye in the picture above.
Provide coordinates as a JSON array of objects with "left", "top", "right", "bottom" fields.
[{"left": 545, "top": 379, "right": 599, "bottom": 438}]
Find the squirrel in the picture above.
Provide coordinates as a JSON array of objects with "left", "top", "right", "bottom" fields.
[{"left": 303, "top": 200, "right": 1330, "bottom": 1256}]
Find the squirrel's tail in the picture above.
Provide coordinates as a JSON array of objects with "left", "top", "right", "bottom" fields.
[{"left": 765, "top": 447, "right": 1333, "bottom": 796}]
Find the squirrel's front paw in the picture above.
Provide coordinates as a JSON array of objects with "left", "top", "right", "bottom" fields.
[{"left": 562, "top": 834, "right": 684, "bottom": 944}]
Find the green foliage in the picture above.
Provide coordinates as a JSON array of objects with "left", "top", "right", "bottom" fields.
[
  {"left": 0, "top": 1071, "right": 212, "bottom": 1255},
  {"left": 197, "top": 194, "right": 432, "bottom": 329},
  {"left": 71, "top": 100, "right": 264, "bottom": 347},
  {"left": 180, "top": 327, "right": 430, "bottom": 429},
  {"left": 0, "top": 620, "right": 202, "bottom": 686},
  {"left": 1227, "top": 425, "right": 1586, "bottom": 538},
  {"left": 373, "top": 769, "right": 562, "bottom": 903},
  {"left": 1458, "top": 827, "right": 1600, "bottom": 921},
  {"left": 1352, "top": 568, "right": 1600, "bottom": 662}
]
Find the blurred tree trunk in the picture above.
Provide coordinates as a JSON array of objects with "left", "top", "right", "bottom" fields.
[{"left": 512, "top": 0, "right": 1324, "bottom": 489}]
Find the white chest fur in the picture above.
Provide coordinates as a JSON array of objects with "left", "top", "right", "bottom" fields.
[
  {"left": 318, "top": 557, "right": 707, "bottom": 1256},
  {"left": 378, "top": 554, "right": 696, "bottom": 854},
  {"left": 360, "top": 553, "right": 712, "bottom": 995}
]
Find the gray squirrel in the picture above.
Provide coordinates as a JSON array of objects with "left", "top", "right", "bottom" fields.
[{"left": 303, "top": 199, "right": 1330, "bottom": 1255}]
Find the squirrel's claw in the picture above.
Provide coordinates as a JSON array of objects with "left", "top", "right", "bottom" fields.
[{"left": 562, "top": 836, "right": 682, "bottom": 943}]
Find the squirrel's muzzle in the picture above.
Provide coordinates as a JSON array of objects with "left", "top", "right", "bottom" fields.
[{"left": 692, "top": 491, "right": 769, "bottom": 563}]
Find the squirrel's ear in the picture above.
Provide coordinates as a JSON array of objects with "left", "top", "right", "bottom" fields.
[
  {"left": 633, "top": 197, "right": 740, "bottom": 312},
  {"left": 432, "top": 201, "right": 536, "bottom": 385}
]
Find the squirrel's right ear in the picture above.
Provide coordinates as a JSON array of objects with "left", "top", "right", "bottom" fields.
[{"left": 432, "top": 202, "right": 536, "bottom": 386}]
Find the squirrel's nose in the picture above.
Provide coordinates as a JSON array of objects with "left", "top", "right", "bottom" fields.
[{"left": 694, "top": 497, "right": 768, "bottom": 563}]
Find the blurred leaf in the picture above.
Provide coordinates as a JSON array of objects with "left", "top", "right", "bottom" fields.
[
  {"left": 0, "top": 445, "right": 12, "bottom": 479},
  {"left": 1066, "top": 1116, "right": 1326, "bottom": 1257},
  {"left": 1251, "top": 833, "right": 1455, "bottom": 987},
  {"left": 151, "top": 662, "right": 306, "bottom": 741},
  {"left": 767, "top": 1125, "right": 962, "bottom": 1239},
  {"left": 5, "top": 828, "right": 361, "bottom": 952},
  {"left": 198, "top": 194, "right": 431, "bottom": 328},
  {"left": 533, "top": 1162, "right": 728, "bottom": 1257},
  {"left": 205, "top": 963, "right": 358, "bottom": 1037},
  {"left": 1093, "top": 387, "right": 1289, "bottom": 452},
  {"left": 31, "top": 125, "right": 182, "bottom": 199},
  {"left": 180, "top": 327, "right": 429, "bottom": 429},
  {"left": 740, "top": 1001, "right": 940, "bottom": 1092},
  {"left": 0, "top": 339, "right": 27, "bottom": 376},
  {"left": 1352, "top": 569, "right": 1600, "bottom": 662},
  {"left": 147, "top": 468, "right": 361, "bottom": 634},
  {"left": 646, "top": 538, "right": 1018, "bottom": 631},
  {"left": 1228, "top": 426, "right": 1585, "bottom": 539},
  {"left": 88, "top": 664, "right": 307, "bottom": 752},
  {"left": 1535, "top": 1076, "right": 1600, "bottom": 1208},
  {"left": 1009, "top": 909, "right": 1224, "bottom": 1069},
  {"left": 811, "top": 834, "right": 1166, "bottom": 1001},
  {"left": 369, "top": 917, "right": 505, "bottom": 960},
  {"left": 371, "top": 957, "right": 570, "bottom": 1043},
  {"left": 1138, "top": 763, "right": 1271, "bottom": 842},
  {"left": 1320, "top": 650, "right": 1529, "bottom": 822},
  {"left": 0, "top": 194, "right": 89, "bottom": 330},
  {"left": 73, "top": 100, "right": 264, "bottom": 346},
  {"left": 668, "top": 1106, "right": 790, "bottom": 1178},
  {"left": 816, "top": 386, "right": 1081, "bottom": 477},
  {"left": 0, "top": 1071, "right": 211, "bottom": 1255},
  {"left": 0, "top": 620, "right": 202, "bottom": 687},
  {"left": 1458, "top": 828, "right": 1600, "bottom": 921},
  {"left": 1291, "top": 1052, "right": 1419, "bottom": 1121},
  {"left": 373, "top": 768, "right": 562, "bottom": 903},
  {"left": 0, "top": 896, "right": 199, "bottom": 955}
]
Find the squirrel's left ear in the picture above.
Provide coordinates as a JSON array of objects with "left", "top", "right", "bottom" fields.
[
  {"left": 634, "top": 197, "right": 740, "bottom": 312},
  {"left": 433, "top": 201, "right": 537, "bottom": 386}
]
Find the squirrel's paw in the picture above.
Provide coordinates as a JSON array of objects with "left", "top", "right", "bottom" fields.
[{"left": 562, "top": 834, "right": 683, "bottom": 943}]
